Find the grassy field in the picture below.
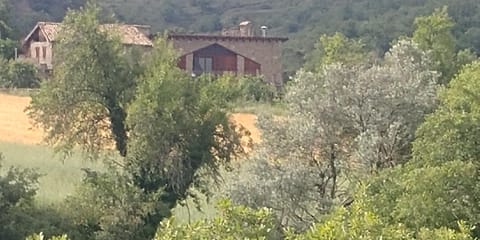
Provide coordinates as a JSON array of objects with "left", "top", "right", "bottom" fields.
[
  {"left": 0, "top": 140, "right": 230, "bottom": 222},
  {"left": 0, "top": 141, "right": 104, "bottom": 205}
]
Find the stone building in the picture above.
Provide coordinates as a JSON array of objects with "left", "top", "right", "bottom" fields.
[
  {"left": 168, "top": 21, "right": 288, "bottom": 87},
  {"left": 20, "top": 22, "right": 153, "bottom": 71}
]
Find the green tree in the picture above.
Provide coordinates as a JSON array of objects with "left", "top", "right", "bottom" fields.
[
  {"left": 413, "top": 61, "right": 480, "bottom": 166},
  {"left": 455, "top": 49, "right": 478, "bottom": 72},
  {"left": 0, "top": 0, "right": 15, "bottom": 59},
  {"left": 0, "top": 0, "right": 11, "bottom": 38},
  {"left": 363, "top": 161, "right": 480, "bottom": 235},
  {"left": 289, "top": 186, "right": 475, "bottom": 239},
  {"left": 288, "top": 194, "right": 411, "bottom": 240},
  {"left": 412, "top": 6, "right": 456, "bottom": 84},
  {"left": 305, "top": 32, "right": 367, "bottom": 71},
  {"left": 155, "top": 199, "right": 277, "bottom": 240},
  {"left": 27, "top": 1, "right": 135, "bottom": 157},
  {"left": 125, "top": 37, "right": 244, "bottom": 231},
  {"left": 0, "top": 38, "right": 16, "bottom": 59},
  {"left": 63, "top": 166, "right": 169, "bottom": 240},
  {"left": 0, "top": 61, "right": 40, "bottom": 88},
  {"left": 228, "top": 39, "right": 438, "bottom": 230},
  {"left": 0, "top": 154, "right": 42, "bottom": 239}
]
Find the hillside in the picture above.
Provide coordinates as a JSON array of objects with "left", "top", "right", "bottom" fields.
[{"left": 5, "top": 0, "right": 480, "bottom": 75}]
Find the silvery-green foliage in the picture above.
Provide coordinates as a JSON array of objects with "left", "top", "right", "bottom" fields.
[
  {"left": 227, "top": 104, "right": 347, "bottom": 230},
  {"left": 352, "top": 40, "right": 438, "bottom": 171},
  {"left": 308, "top": 39, "right": 439, "bottom": 173},
  {"left": 226, "top": 150, "right": 334, "bottom": 231},
  {"left": 227, "top": 39, "right": 438, "bottom": 231}
]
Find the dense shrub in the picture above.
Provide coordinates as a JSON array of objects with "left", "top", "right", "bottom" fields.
[
  {"left": 26, "top": 233, "right": 69, "bottom": 240},
  {"left": 199, "top": 74, "right": 278, "bottom": 103},
  {"left": 155, "top": 199, "right": 279, "bottom": 240},
  {"left": 0, "top": 59, "right": 40, "bottom": 88},
  {"left": 0, "top": 154, "right": 40, "bottom": 239},
  {"left": 238, "top": 76, "right": 278, "bottom": 102},
  {"left": 0, "top": 38, "right": 17, "bottom": 59}
]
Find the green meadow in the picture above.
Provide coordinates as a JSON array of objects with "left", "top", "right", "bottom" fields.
[
  {"left": 0, "top": 141, "right": 104, "bottom": 205},
  {"left": 0, "top": 140, "right": 231, "bottom": 222}
]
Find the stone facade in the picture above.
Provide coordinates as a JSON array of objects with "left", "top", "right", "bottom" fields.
[
  {"left": 27, "top": 41, "right": 54, "bottom": 70},
  {"left": 169, "top": 34, "right": 287, "bottom": 87}
]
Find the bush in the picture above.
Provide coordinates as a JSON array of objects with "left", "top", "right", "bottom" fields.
[
  {"left": 0, "top": 38, "right": 17, "bottom": 59},
  {"left": 155, "top": 199, "right": 279, "bottom": 240},
  {"left": 238, "top": 76, "right": 278, "bottom": 102},
  {"left": 0, "top": 59, "right": 40, "bottom": 88},
  {"left": 0, "top": 154, "right": 40, "bottom": 239},
  {"left": 198, "top": 74, "right": 279, "bottom": 104},
  {"left": 26, "top": 233, "right": 69, "bottom": 240}
]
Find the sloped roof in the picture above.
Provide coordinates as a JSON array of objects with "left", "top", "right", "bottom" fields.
[
  {"left": 38, "top": 22, "right": 60, "bottom": 42},
  {"left": 100, "top": 24, "right": 152, "bottom": 46},
  {"left": 23, "top": 22, "right": 60, "bottom": 43},
  {"left": 24, "top": 22, "right": 153, "bottom": 46}
]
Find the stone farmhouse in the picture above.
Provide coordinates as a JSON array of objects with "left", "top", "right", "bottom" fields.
[
  {"left": 169, "top": 21, "right": 287, "bottom": 87},
  {"left": 20, "top": 21, "right": 287, "bottom": 85},
  {"left": 20, "top": 22, "right": 153, "bottom": 72}
]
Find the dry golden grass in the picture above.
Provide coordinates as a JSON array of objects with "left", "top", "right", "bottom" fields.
[
  {"left": 0, "top": 93, "right": 261, "bottom": 146},
  {"left": 0, "top": 93, "right": 43, "bottom": 145}
]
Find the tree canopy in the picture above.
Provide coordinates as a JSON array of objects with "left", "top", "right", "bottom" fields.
[
  {"left": 413, "top": 61, "right": 480, "bottom": 166},
  {"left": 27, "top": 2, "right": 135, "bottom": 157}
]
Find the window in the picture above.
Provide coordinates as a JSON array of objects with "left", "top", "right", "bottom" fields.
[
  {"left": 42, "top": 46, "right": 47, "bottom": 59},
  {"left": 194, "top": 57, "right": 213, "bottom": 74},
  {"left": 35, "top": 47, "right": 40, "bottom": 58}
]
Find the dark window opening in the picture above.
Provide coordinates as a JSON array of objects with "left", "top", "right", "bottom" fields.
[
  {"left": 42, "top": 46, "right": 47, "bottom": 59},
  {"left": 194, "top": 57, "right": 213, "bottom": 74}
]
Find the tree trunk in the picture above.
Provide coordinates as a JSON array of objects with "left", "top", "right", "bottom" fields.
[
  {"left": 329, "top": 144, "right": 337, "bottom": 199},
  {"left": 106, "top": 97, "right": 128, "bottom": 157}
]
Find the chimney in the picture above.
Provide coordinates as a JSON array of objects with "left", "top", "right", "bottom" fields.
[
  {"left": 239, "top": 21, "right": 253, "bottom": 37},
  {"left": 260, "top": 26, "right": 268, "bottom": 37}
]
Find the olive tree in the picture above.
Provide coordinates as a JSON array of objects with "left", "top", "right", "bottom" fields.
[{"left": 227, "top": 39, "right": 438, "bottom": 230}]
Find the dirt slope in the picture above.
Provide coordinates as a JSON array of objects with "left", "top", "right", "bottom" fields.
[{"left": 0, "top": 93, "right": 260, "bottom": 146}]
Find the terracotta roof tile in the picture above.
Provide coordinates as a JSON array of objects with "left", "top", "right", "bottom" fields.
[
  {"left": 38, "top": 22, "right": 60, "bottom": 42},
  {"left": 100, "top": 24, "right": 153, "bottom": 46}
]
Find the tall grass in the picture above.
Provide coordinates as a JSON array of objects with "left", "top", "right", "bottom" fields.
[
  {"left": 0, "top": 141, "right": 104, "bottom": 205},
  {"left": 0, "top": 141, "right": 225, "bottom": 222}
]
